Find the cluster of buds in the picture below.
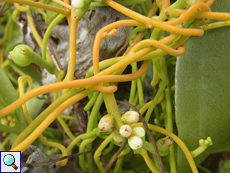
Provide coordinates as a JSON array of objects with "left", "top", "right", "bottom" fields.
[
  {"left": 0, "top": 115, "right": 16, "bottom": 127},
  {"left": 127, "top": 127, "right": 146, "bottom": 150},
  {"left": 98, "top": 111, "right": 146, "bottom": 150},
  {"left": 119, "top": 111, "right": 145, "bottom": 150},
  {"left": 119, "top": 125, "right": 145, "bottom": 150},
  {"left": 191, "top": 137, "right": 212, "bottom": 158}
]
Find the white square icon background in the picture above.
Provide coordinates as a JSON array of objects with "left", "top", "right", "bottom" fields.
[{"left": 0, "top": 151, "right": 21, "bottom": 173}]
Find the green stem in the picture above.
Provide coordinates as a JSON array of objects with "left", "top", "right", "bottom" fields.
[
  {"left": 145, "top": 85, "right": 165, "bottom": 123},
  {"left": 11, "top": 45, "right": 57, "bottom": 74},
  {"left": 42, "top": 14, "right": 65, "bottom": 61},
  {"left": 60, "top": 115, "right": 78, "bottom": 121},
  {"left": 162, "top": 55, "right": 176, "bottom": 173},
  {"left": 85, "top": 93, "right": 103, "bottom": 173},
  {"left": 12, "top": 88, "right": 78, "bottom": 148},
  {"left": 137, "top": 74, "right": 144, "bottom": 104},
  {"left": 67, "top": 128, "right": 99, "bottom": 153},
  {"left": 94, "top": 134, "right": 113, "bottom": 173},
  {"left": 57, "top": 116, "right": 75, "bottom": 140},
  {"left": 79, "top": 136, "right": 97, "bottom": 172},
  {"left": 87, "top": 93, "right": 103, "bottom": 131},
  {"left": 0, "top": 133, "right": 12, "bottom": 150},
  {"left": 170, "top": 0, "right": 187, "bottom": 10},
  {"left": 90, "top": 0, "right": 147, "bottom": 7},
  {"left": 75, "top": 0, "right": 92, "bottom": 19},
  {"left": 102, "top": 92, "right": 123, "bottom": 129},
  {"left": 114, "top": 156, "right": 124, "bottom": 173},
  {"left": 129, "top": 62, "right": 138, "bottom": 105},
  {"left": 154, "top": 105, "right": 162, "bottom": 127},
  {"left": 6, "top": 71, "right": 18, "bottom": 85},
  {"left": 84, "top": 91, "right": 100, "bottom": 111},
  {"left": 197, "top": 165, "right": 213, "bottom": 173},
  {"left": 139, "top": 2, "right": 148, "bottom": 16},
  {"left": 102, "top": 142, "right": 114, "bottom": 155},
  {"left": 30, "top": 51, "right": 56, "bottom": 74}
]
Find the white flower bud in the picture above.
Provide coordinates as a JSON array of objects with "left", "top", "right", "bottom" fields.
[
  {"left": 119, "top": 125, "right": 132, "bottom": 137},
  {"left": 0, "top": 118, "right": 8, "bottom": 126},
  {"left": 121, "top": 111, "right": 139, "bottom": 124},
  {"left": 98, "top": 114, "right": 114, "bottom": 132},
  {"left": 132, "top": 127, "right": 145, "bottom": 137},
  {"left": 128, "top": 136, "right": 143, "bottom": 150},
  {"left": 9, "top": 122, "right": 16, "bottom": 127},
  {"left": 72, "top": 0, "right": 84, "bottom": 9},
  {"left": 113, "top": 130, "right": 124, "bottom": 143},
  {"left": 7, "top": 115, "right": 12, "bottom": 121},
  {"left": 11, "top": 118, "right": 16, "bottom": 122}
]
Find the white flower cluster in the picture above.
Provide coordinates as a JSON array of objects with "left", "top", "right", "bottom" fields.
[
  {"left": 118, "top": 111, "right": 145, "bottom": 149},
  {"left": 0, "top": 115, "right": 16, "bottom": 127},
  {"left": 99, "top": 110, "right": 146, "bottom": 150},
  {"left": 127, "top": 127, "right": 145, "bottom": 150}
]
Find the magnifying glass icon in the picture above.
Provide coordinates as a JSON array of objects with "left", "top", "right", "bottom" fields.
[{"left": 3, "top": 154, "right": 18, "bottom": 170}]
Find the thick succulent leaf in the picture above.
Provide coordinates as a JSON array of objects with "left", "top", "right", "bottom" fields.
[
  {"left": 3, "top": 16, "right": 23, "bottom": 57},
  {"left": 175, "top": 0, "right": 230, "bottom": 172},
  {"left": 0, "top": 66, "right": 27, "bottom": 133}
]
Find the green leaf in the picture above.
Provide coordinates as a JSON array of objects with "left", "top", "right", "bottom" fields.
[
  {"left": 0, "top": 66, "right": 27, "bottom": 133},
  {"left": 3, "top": 16, "right": 23, "bottom": 57},
  {"left": 175, "top": 0, "right": 230, "bottom": 172}
]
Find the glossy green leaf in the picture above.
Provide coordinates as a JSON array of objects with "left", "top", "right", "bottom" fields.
[{"left": 175, "top": 1, "right": 230, "bottom": 172}]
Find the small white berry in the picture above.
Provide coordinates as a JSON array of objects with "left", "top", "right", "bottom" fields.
[
  {"left": 132, "top": 127, "right": 145, "bottom": 137},
  {"left": 9, "top": 122, "right": 16, "bottom": 127},
  {"left": 0, "top": 118, "right": 8, "bottom": 126},
  {"left": 7, "top": 115, "right": 12, "bottom": 121},
  {"left": 121, "top": 111, "right": 139, "bottom": 124},
  {"left": 119, "top": 125, "right": 132, "bottom": 137},
  {"left": 128, "top": 136, "right": 143, "bottom": 150}
]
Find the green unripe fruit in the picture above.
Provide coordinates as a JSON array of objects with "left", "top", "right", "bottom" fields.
[
  {"left": 0, "top": 118, "right": 8, "bottom": 126},
  {"left": 143, "top": 136, "right": 173, "bottom": 156},
  {"left": 156, "top": 136, "right": 173, "bottom": 156},
  {"left": 10, "top": 45, "right": 32, "bottom": 67}
]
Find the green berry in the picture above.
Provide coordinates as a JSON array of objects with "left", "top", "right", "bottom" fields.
[
  {"left": 11, "top": 45, "right": 32, "bottom": 67},
  {"left": 0, "top": 118, "right": 8, "bottom": 126}
]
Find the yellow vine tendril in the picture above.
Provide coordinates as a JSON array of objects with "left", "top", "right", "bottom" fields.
[{"left": 1, "top": 0, "right": 230, "bottom": 172}]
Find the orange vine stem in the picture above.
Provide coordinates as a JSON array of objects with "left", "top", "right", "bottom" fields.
[
  {"left": 0, "top": 60, "right": 151, "bottom": 116},
  {"left": 103, "top": 0, "right": 204, "bottom": 36},
  {"left": 64, "top": 7, "right": 79, "bottom": 82},
  {"left": 4, "top": 0, "right": 70, "bottom": 15},
  {"left": 93, "top": 20, "right": 146, "bottom": 74},
  {"left": 166, "top": 2, "right": 211, "bottom": 25}
]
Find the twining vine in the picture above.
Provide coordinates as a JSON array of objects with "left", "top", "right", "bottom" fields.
[{"left": 0, "top": 0, "right": 229, "bottom": 172}]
